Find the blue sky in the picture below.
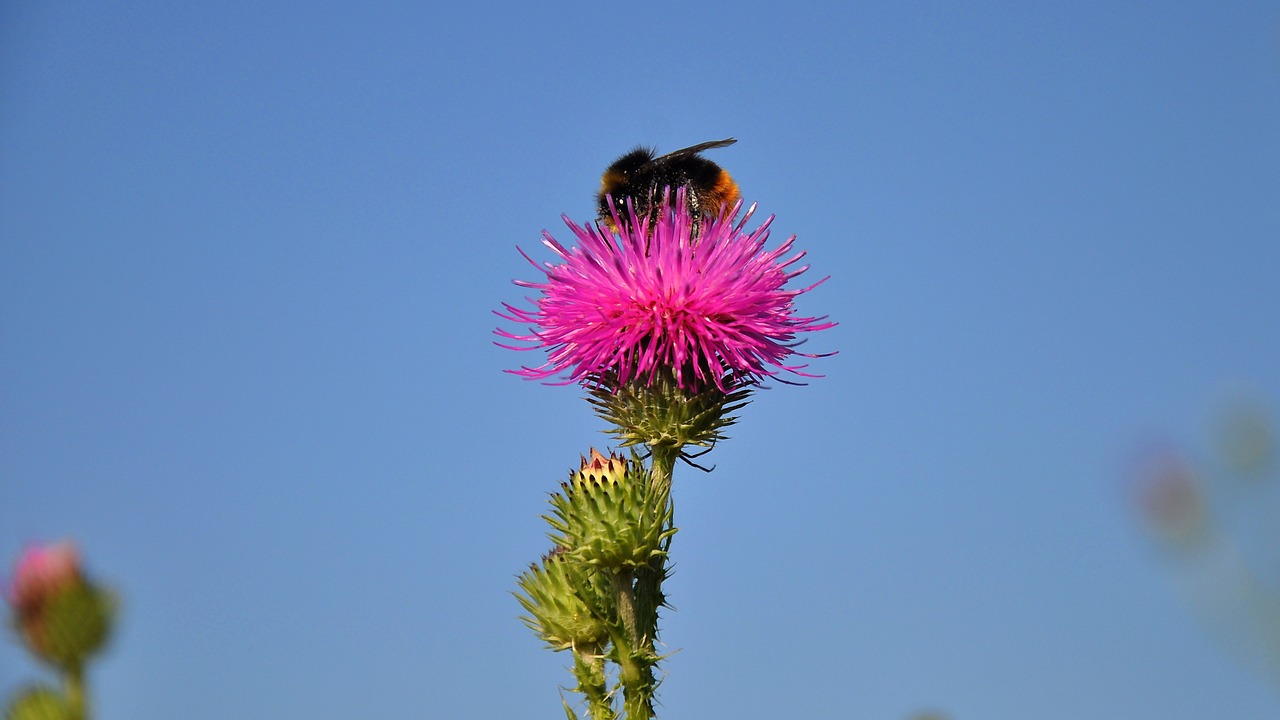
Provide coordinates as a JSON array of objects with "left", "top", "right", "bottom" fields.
[{"left": 2, "top": 1, "right": 1278, "bottom": 718}]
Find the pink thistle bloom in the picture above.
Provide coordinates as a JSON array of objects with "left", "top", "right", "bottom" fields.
[
  {"left": 8, "top": 541, "right": 81, "bottom": 614},
  {"left": 496, "top": 190, "right": 835, "bottom": 392}
]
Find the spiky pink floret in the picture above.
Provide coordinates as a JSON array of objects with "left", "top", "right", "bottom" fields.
[{"left": 496, "top": 191, "right": 834, "bottom": 392}]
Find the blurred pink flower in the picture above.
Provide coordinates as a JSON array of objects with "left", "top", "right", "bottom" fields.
[
  {"left": 9, "top": 541, "right": 81, "bottom": 614},
  {"left": 496, "top": 190, "right": 834, "bottom": 392}
]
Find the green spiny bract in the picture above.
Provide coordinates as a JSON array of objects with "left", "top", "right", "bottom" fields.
[
  {"left": 587, "top": 369, "right": 753, "bottom": 456},
  {"left": 515, "top": 550, "right": 612, "bottom": 652},
  {"left": 545, "top": 450, "right": 676, "bottom": 570}
]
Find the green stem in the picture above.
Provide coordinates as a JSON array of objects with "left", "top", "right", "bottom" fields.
[
  {"left": 637, "top": 443, "right": 678, "bottom": 644},
  {"left": 614, "top": 443, "right": 679, "bottom": 720},
  {"left": 612, "top": 640, "right": 655, "bottom": 720},
  {"left": 620, "top": 672, "right": 654, "bottom": 720},
  {"left": 613, "top": 568, "right": 640, "bottom": 648},
  {"left": 65, "top": 663, "right": 86, "bottom": 720},
  {"left": 648, "top": 445, "right": 678, "bottom": 492},
  {"left": 572, "top": 646, "right": 617, "bottom": 720}
]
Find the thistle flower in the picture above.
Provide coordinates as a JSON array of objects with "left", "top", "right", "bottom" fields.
[{"left": 495, "top": 190, "right": 834, "bottom": 393}]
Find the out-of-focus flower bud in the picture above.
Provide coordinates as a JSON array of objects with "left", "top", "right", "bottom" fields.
[
  {"left": 10, "top": 543, "right": 80, "bottom": 616},
  {"left": 7, "top": 541, "right": 115, "bottom": 671},
  {"left": 1133, "top": 451, "right": 1209, "bottom": 549}
]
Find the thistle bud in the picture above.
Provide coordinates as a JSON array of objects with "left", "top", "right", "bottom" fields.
[
  {"left": 545, "top": 450, "right": 675, "bottom": 569},
  {"left": 515, "top": 551, "right": 611, "bottom": 652},
  {"left": 7, "top": 542, "right": 115, "bottom": 670}
]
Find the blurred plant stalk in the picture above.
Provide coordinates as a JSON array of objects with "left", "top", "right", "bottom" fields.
[
  {"left": 1134, "top": 394, "right": 1280, "bottom": 688},
  {"left": 5, "top": 541, "right": 116, "bottom": 720}
]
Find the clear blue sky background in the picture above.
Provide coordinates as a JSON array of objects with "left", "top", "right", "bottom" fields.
[{"left": 3, "top": 1, "right": 1278, "bottom": 718}]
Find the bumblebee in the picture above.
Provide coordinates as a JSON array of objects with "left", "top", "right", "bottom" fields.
[{"left": 596, "top": 138, "right": 740, "bottom": 232}]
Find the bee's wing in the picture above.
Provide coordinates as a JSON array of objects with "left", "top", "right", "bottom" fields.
[{"left": 647, "top": 138, "right": 737, "bottom": 166}]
